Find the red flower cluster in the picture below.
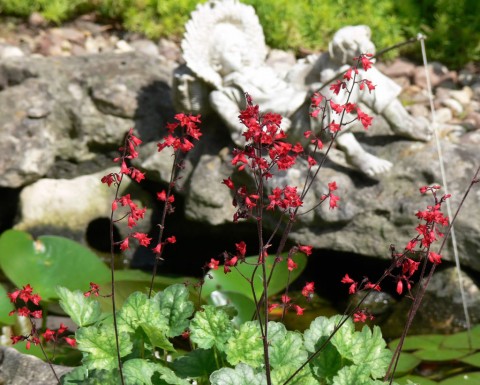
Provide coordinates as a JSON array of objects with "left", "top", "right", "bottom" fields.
[
  {"left": 101, "top": 129, "right": 152, "bottom": 252},
  {"left": 283, "top": 244, "right": 312, "bottom": 272},
  {"left": 268, "top": 296, "right": 305, "bottom": 316},
  {"left": 302, "top": 282, "right": 315, "bottom": 300},
  {"left": 152, "top": 113, "right": 202, "bottom": 260},
  {"left": 84, "top": 282, "right": 100, "bottom": 297},
  {"left": 43, "top": 323, "right": 76, "bottom": 348},
  {"left": 321, "top": 181, "right": 340, "bottom": 209},
  {"left": 310, "top": 53, "right": 374, "bottom": 136},
  {"left": 341, "top": 185, "right": 450, "bottom": 306},
  {"left": 101, "top": 128, "right": 144, "bottom": 187},
  {"left": 393, "top": 185, "right": 450, "bottom": 295},
  {"left": 207, "top": 258, "right": 220, "bottom": 270},
  {"left": 353, "top": 309, "right": 374, "bottom": 323},
  {"left": 8, "top": 284, "right": 42, "bottom": 319},
  {"left": 157, "top": 113, "right": 202, "bottom": 153},
  {"left": 340, "top": 274, "right": 381, "bottom": 295},
  {"left": 267, "top": 186, "right": 303, "bottom": 211},
  {"left": 225, "top": 95, "right": 313, "bottom": 224},
  {"left": 7, "top": 285, "right": 76, "bottom": 349}
]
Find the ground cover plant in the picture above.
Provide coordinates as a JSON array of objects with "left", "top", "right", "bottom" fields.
[
  {"left": 2, "top": 49, "right": 479, "bottom": 385},
  {"left": 0, "top": 0, "right": 478, "bottom": 68}
]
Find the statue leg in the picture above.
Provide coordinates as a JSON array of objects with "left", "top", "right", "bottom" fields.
[
  {"left": 382, "top": 99, "right": 432, "bottom": 141},
  {"left": 336, "top": 132, "right": 393, "bottom": 177}
]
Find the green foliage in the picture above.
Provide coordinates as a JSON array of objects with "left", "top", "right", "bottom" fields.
[
  {"left": 0, "top": 283, "right": 15, "bottom": 325},
  {"left": 245, "top": 0, "right": 402, "bottom": 60},
  {"left": 210, "top": 363, "right": 267, "bottom": 385},
  {"left": 0, "top": 0, "right": 475, "bottom": 67},
  {"left": 0, "top": 230, "right": 110, "bottom": 301},
  {"left": 225, "top": 321, "right": 264, "bottom": 367},
  {"left": 395, "top": 376, "right": 436, "bottom": 385},
  {"left": 76, "top": 322, "right": 132, "bottom": 370},
  {"left": 0, "top": 0, "right": 94, "bottom": 23},
  {"left": 190, "top": 305, "right": 235, "bottom": 352},
  {"left": 157, "top": 284, "right": 194, "bottom": 337},
  {"left": 389, "top": 325, "right": 480, "bottom": 383},
  {"left": 201, "top": 253, "right": 307, "bottom": 302},
  {"left": 56, "top": 287, "right": 102, "bottom": 327},
  {"left": 439, "top": 372, "right": 480, "bottom": 385},
  {"left": 97, "top": 269, "right": 198, "bottom": 312},
  {"left": 393, "top": 0, "right": 480, "bottom": 68},
  {"left": 59, "top": 284, "right": 397, "bottom": 385},
  {"left": 171, "top": 348, "right": 218, "bottom": 378},
  {"left": 201, "top": 252, "right": 307, "bottom": 326}
]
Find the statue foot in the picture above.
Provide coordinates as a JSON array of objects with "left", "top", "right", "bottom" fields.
[
  {"left": 336, "top": 132, "right": 393, "bottom": 177},
  {"left": 347, "top": 151, "right": 393, "bottom": 177}
]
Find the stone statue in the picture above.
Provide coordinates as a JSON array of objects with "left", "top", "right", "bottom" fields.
[
  {"left": 288, "top": 25, "right": 432, "bottom": 175},
  {"left": 174, "top": 0, "right": 307, "bottom": 145},
  {"left": 173, "top": 0, "right": 432, "bottom": 177}
]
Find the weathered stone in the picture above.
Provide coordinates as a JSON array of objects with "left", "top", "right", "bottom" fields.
[
  {"left": 50, "top": 27, "right": 86, "bottom": 46},
  {"left": 14, "top": 168, "right": 153, "bottom": 244},
  {"left": 0, "top": 52, "right": 175, "bottom": 187},
  {"left": 130, "top": 39, "right": 159, "bottom": 57},
  {"left": 0, "top": 346, "right": 72, "bottom": 385},
  {"left": 0, "top": 77, "right": 60, "bottom": 187},
  {"left": 158, "top": 38, "right": 182, "bottom": 62},
  {"left": 28, "top": 12, "right": 48, "bottom": 28},
  {"left": 84, "top": 35, "right": 111, "bottom": 54},
  {"left": 440, "top": 97, "right": 463, "bottom": 115},
  {"left": 0, "top": 44, "right": 24, "bottom": 60},
  {"left": 406, "top": 103, "right": 429, "bottom": 119},
  {"left": 283, "top": 138, "right": 480, "bottom": 272},
  {"left": 390, "top": 75, "right": 411, "bottom": 89},
  {"left": 185, "top": 153, "right": 236, "bottom": 225},
  {"left": 379, "top": 58, "right": 416, "bottom": 79},
  {"left": 115, "top": 39, "right": 134, "bottom": 53},
  {"left": 458, "top": 64, "right": 480, "bottom": 86},
  {"left": 135, "top": 143, "right": 194, "bottom": 190},
  {"left": 413, "top": 62, "right": 457, "bottom": 89},
  {"left": 91, "top": 74, "right": 144, "bottom": 118},
  {"left": 449, "top": 86, "right": 473, "bottom": 105},
  {"left": 434, "top": 107, "right": 453, "bottom": 123},
  {"left": 471, "top": 82, "right": 480, "bottom": 100},
  {"left": 464, "top": 111, "right": 480, "bottom": 129}
]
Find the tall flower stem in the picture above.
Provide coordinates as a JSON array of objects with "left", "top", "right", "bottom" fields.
[
  {"left": 148, "top": 150, "right": 180, "bottom": 298},
  {"left": 110, "top": 168, "right": 126, "bottom": 385}
]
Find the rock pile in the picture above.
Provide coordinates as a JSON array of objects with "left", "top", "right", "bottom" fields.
[{"left": 0, "top": 13, "right": 479, "bottom": 271}]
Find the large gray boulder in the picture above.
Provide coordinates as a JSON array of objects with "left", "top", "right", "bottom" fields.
[
  {"left": 14, "top": 168, "right": 154, "bottom": 244},
  {"left": 285, "top": 130, "right": 480, "bottom": 271},
  {"left": 0, "top": 346, "right": 72, "bottom": 385},
  {"left": 0, "top": 52, "right": 175, "bottom": 188}
]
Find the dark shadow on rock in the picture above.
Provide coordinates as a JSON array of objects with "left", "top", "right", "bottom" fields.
[
  {"left": 355, "top": 132, "right": 404, "bottom": 147},
  {"left": 0, "top": 187, "right": 20, "bottom": 233},
  {"left": 135, "top": 80, "right": 175, "bottom": 143}
]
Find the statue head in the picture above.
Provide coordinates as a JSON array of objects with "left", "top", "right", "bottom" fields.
[
  {"left": 182, "top": 0, "right": 267, "bottom": 88},
  {"left": 210, "top": 23, "right": 252, "bottom": 76},
  {"left": 328, "top": 25, "right": 376, "bottom": 65}
]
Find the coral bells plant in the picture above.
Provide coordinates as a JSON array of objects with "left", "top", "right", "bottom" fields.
[
  {"left": 339, "top": 184, "right": 453, "bottom": 383},
  {"left": 9, "top": 52, "right": 473, "bottom": 385},
  {"left": 54, "top": 53, "right": 402, "bottom": 385},
  {"left": 95, "top": 113, "right": 202, "bottom": 384},
  {"left": 7, "top": 284, "right": 75, "bottom": 384}
]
